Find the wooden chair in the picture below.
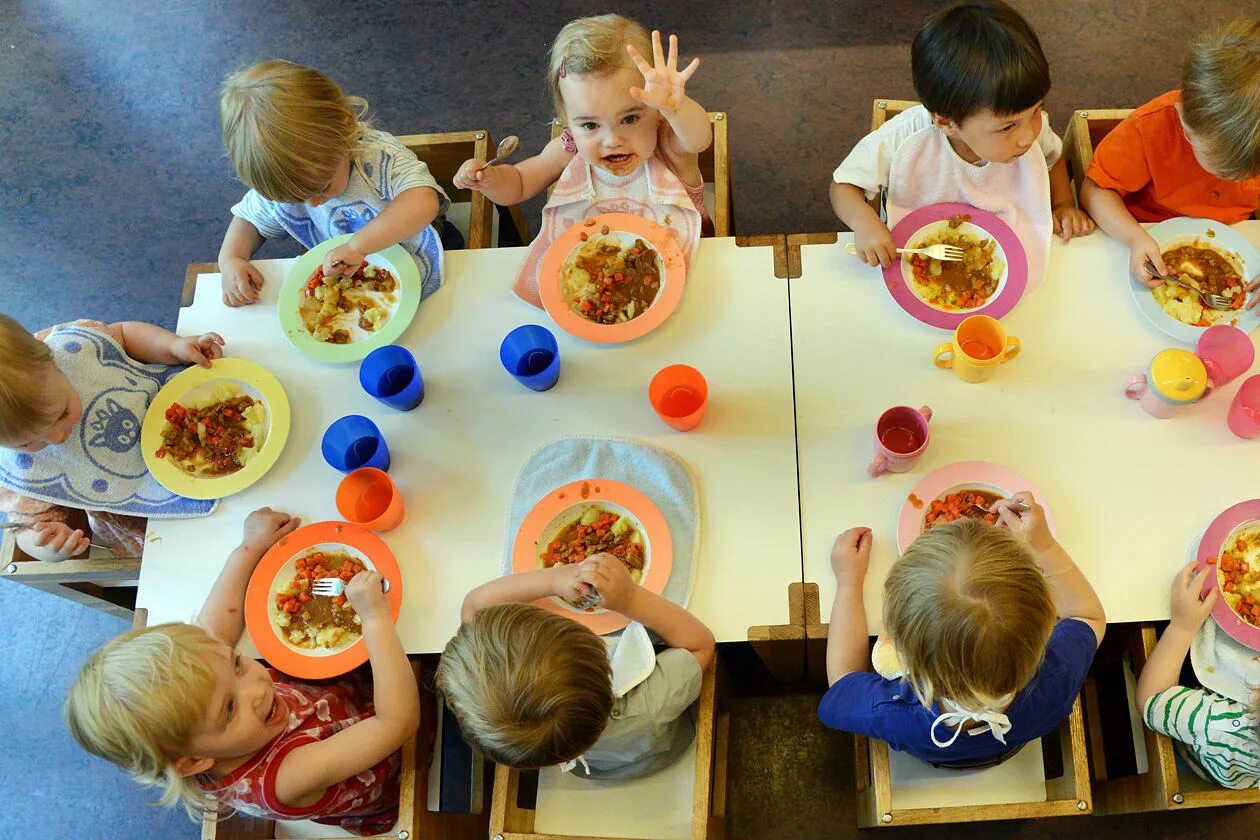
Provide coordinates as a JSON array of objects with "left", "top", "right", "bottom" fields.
[
  {"left": 854, "top": 696, "right": 1092, "bottom": 826},
  {"left": 0, "top": 511, "right": 140, "bottom": 620},
  {"left": 547, "top": 112, "right": 734, "bottom": 237},
  {"left": 395, "top": 131, "right": 530, "bottom": 249},
  {"left": 488, "top": 660, "right": 728, "bottom": 840},
  {"left": 1061, "top": 109, "right": 1134, "bottom": 199},
  {"left": 866, "top": 99, "right": 920, "bottom": 216},
  {"left": 1085, "top": 623, "right": 1260, "bottom": 814}
]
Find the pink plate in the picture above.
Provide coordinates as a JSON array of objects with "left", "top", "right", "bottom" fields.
[
  {"left": 896, "top": 460, "right": 1055, "bottom": 553},
  {"left": 883, "top": 202, "right": 1028, "bottom": 330},
  {"left": 1195, "top": 499, "right": 1260, "bottom": 651}
]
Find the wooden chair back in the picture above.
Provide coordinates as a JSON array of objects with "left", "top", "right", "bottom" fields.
[
  {"left": 489, "top": 660, "right": 728, "bottom": 839},
  {"left": 854, "top": 695, "right": 1092, "bottom": 826},
  {"left": 1062, "top": 109, "right": 1134, "bottom": 198}
]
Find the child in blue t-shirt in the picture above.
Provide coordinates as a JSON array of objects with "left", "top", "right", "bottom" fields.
[
  {"left": 820, "top": 494, "right": 1105, "bottom": 767},
  {"left": 216, "top": 60, "right": 452, "bottom": 307}
]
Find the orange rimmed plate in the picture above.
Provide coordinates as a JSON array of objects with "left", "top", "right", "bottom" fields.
[
  {"left": 245, "top": 521, "right": 402, "bottom": 678},
  {"left": 539, "top": 213, "right": 687, "bottom": 344},
  {"left": 511, "top": 479, "right": 673, "bottom": 634}
]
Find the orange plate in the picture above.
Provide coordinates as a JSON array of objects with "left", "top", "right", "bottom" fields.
[
  {"left": 245, "top": 521, "right": 402, "bottom": 678},
  {"left": 511, "top": 479, "right": 673, "bottom": 634},
  {"left": 539, "top": 213, "right": 688, "bottom": 344}
]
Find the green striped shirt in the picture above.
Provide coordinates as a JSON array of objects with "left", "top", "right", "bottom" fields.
[{"left": 1143, "top": 686, "right": 1260, "bottom": 789}]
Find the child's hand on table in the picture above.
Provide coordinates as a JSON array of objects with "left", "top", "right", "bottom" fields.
[
  {"left": 626, "top": 31, "right": 699, "bottom": 116},
  {"left": 577, "top": 553, "right": 637, "bottom": 613},
  {"left": 852, "top": 217, "right": 896, "bottom": 267},
  {"left": 346, "top": 569, "right": 391, "bottom": 623},
  {"left": 170, "top": 333, "right": 225, "bottom": 369},
  {"left": 453, "top": 157, "right": 515, "bottom": 194},
  {"left": 994, "top": 492, "right": 1054, "bottom": 553},
  {"left": 240, "top": 507, "right": 301, "bottom": 558},
  {"left": 830, "top": 527, "right": 872, "bottom": 586},
  {"left": 1244, "top": 272, "right": 1260, "bottom": 311},
  {"left": 1169, "top": 561, "right": 1217, "bottom": 634},
  {"left": 221, "top": 257, "right": 265, "bottom": 307},
  {"left": 324, "top": 243, "right": 365, "bottom": 279},
  {"left": 1052, "top": 203, "right": 1095, "bottom": 243},
  {"left": 24, "top": 521, "right": 90, "bottom": 559},
  {"left": 1126, "top": 230, "right": 1167, "bottom": 288}
]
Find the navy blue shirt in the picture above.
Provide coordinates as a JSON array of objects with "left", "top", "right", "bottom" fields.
[{"left": 818, "top": 619, "right": 1098, "bottom": 765}]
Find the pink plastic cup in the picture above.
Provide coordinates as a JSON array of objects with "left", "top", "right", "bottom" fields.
[
  {"left": 868, "top": 405, "right": 932, "bottom": 478},
  {"left": 1228, "top": 375, "right": 1260, "bottom": 439},
  {"left": 1197, "top": 325, "right": 1255, "bottom": 388}
]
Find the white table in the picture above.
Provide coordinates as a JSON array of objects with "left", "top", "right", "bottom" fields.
[
  {"left": 137, "top": 239, "right": 802, "bottom": 651},
  {"left": 794, "top": 223, "right": 1260, "bottom": 633}
]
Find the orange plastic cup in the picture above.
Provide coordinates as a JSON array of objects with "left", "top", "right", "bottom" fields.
[
  {"left": 649, "top": 365, "right": 708, "bottom": 431},
  {"left": 335, "top": 468, "right": 404, "bottom": 532}
]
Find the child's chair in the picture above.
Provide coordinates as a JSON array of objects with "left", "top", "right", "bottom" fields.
[
  {"left": 547, "top": 112, "right": 734, "bottom": 237},
  {"left": 854, "top": 696, "right": 1092, "bottom": 826},
  {"left": 1084, "top": 623, "right": 1260, "bottom": 814},
  {"left": 1061, "top": 109, "right": 1134, "bottom": 199},
  {"left": 395, "top": 131, "right": 530, "bottom": 249},
  {"left": 488, "top": 660, "right": 729, "bottom": 840},
  {"left": 0, "top": 511, "right": 140, "bottom": 620}
]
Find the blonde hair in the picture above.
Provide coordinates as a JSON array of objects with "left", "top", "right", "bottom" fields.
[
  {"left": 1181, "top": 19, "right": 1260, "bottom": 180},
  {"left": 65, "top": 623, "right": 225, "bottom": 821},
  {"left": 0, "top": 313, "right": 59, "bottom": 445},
  {"left": 884, "top": 518, "right": 1056, "bottom": 710},
  {"left": 547, "top": 15, "right": 653, "bottom": 119},
  {"left": 219, "top": 59, "right": 371, "bottom": 203},
  {"left": 435, "top": 603, "right": 613, "bottom": 768}
]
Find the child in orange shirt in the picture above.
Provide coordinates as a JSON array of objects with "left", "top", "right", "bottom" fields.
[{"left": 1081, "top": 19, "right": 1260, "bottom": 286}]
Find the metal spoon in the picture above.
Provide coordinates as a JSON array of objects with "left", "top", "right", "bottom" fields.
[{"left": 479, "top": 135, "right": 520, "bottom": 172}]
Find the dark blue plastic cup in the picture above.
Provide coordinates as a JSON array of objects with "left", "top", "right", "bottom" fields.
[
  {"left": 321, "top": 415, "right": 390, "bottom": 473},
  {"left": 500, "top": 325, "right": 560, "bottom": 391},
  {"left": 359, "top": 345, "right": 424, "bottom": 411}
]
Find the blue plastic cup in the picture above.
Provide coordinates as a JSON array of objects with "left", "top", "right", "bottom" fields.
[
  {"left": 359, "top": 345, "right": 424, "bottom": 411},
  {"left": 500, "top": 325, "right": 560, "bottom": 391},
  {"left": 321, "top": 415, "right": 390, "bottom": 473}
]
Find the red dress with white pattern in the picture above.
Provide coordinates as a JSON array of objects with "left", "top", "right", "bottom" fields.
[{"left": 200, "top": 670, "right": 401, "bottom": 836}]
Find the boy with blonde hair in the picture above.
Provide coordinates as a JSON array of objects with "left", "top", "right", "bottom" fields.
[
  {"left": 1082, "top": 18, "right": 1260, "bottom": 284},
  {"left": 217, "top": 59, "right": 451, "bottom": 306},
  {"left": 437, "top": 554, "right": 714, "bottom": 779}
]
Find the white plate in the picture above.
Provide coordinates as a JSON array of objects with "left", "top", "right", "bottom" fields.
[{"left": 901, "top": 219, "right": 1009, "bottom": 314}]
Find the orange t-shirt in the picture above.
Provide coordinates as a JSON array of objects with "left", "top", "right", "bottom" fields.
[{"left": 1085, "top": 90, "right": 1260, "bottom": 224}]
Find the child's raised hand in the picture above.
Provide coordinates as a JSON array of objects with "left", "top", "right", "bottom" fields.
[
  {"left": 1169, "top": 561, "right": 1217, "bottom": 633},
  {"left": 1052, "top": 203, "right": 1096, "bottom": 243},
  {"left": 324, "top": 243, "right": 365, "bottom": 279},
  {"left": 24, "top": 521, "right": 89, "bottom": 559},
  {"left": 221, "top": 257, "right": 264, "bottom": 307},
  {"left": 240, "top": 507, "right": 301, "bottom": 556},
  {"left": 830, "top": 527, "right": 872, "bottom": 585},
  {"left": 627, "top": 31, "right": 699, "bottom": 115},
  {"left": 994, "top": 492, "right": 1054, "bottom": 553},
  {"left": 851, "top": 217, "right": 896, "bottom": 267},
  {"left": 1127, "top": 231, "right": 1168, "bottom": 288},
  {"left": 170, "top": 333, "right": 225, "bottom": 369},
  {"left": 577, "top": 552, "right": 637, "bottom": 613},
  {"left": 345, "top": 569, "right": 392, "bottom": 623}
]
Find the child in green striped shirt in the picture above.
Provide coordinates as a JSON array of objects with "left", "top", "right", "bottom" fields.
[{"left": 1136, "top": 563, "right": 1260, "bottom": 789}]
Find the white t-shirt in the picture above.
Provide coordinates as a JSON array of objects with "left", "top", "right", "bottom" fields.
[{"left": 232, "top": 128, "right": 450, "bottom": 299}]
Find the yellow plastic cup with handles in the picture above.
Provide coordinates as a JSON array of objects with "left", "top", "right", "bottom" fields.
[{"left": 934, "top": 315, "right": 1020, "bottom": 383}]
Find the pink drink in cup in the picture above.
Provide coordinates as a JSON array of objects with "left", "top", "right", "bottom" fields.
[{"left": 868, "top": 405, "right": 933, "bottom": 477}]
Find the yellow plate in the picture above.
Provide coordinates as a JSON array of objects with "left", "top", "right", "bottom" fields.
[{"left": 141, "top": 358, "right": 290, "bottom": 499}]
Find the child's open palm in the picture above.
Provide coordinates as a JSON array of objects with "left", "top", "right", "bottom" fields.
[{"left": 627, "top": 31, "right": 699, "bottom": 115}]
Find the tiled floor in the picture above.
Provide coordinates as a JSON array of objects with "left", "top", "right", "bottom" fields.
[{"left": 4, "top": 1, "right": 1259, "bottom": 837}]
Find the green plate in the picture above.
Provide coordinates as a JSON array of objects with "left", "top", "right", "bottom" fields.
[{"left": 278, "top": 234, "right": 422, "bottom": 363}]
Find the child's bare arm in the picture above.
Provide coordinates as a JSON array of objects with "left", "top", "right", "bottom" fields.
[
  {"left": 1136, "top": 563, "right": 1217, "bottom": 708},
  {"left": 1079, "top": 178, "right": 1166, "bottom": 283},
  {"left": 113, "top": 321, "right": 225, "bottom": 369},
  {"left": 452, "top": 136, "right": 571, "bottom": 207},
  {"left": 272, "top": 570, "right": 419, "bottom": 809},
  {"left": 323, "top": 187, "right": 442, "bottom": 277},
  {"left": 460, "top": 564, "right": 593, "bottom": 622},
  {"left": 830, "top": 181, "right": 895, "bottom": 267},
  {"left": 1048, "top": 157, "right": 1095, "bottom": 242},
  {"left": 218, "top": 218, "right": 267, "bottom": 307},
  {"left": 826, "top": 529, "right": 872, "bottom": 685},
  {"left": 578, "top": 555, "right": 715, "bottom": 670},
  {"left": 197, "top": 508, "right": 301, "bottom": 646}
]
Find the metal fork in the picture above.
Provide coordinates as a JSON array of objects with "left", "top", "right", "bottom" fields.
[
  {"left": 311, "top": 577, "right": 390, "bottom": 597},
  {"left": 1144, "top": 261, "right": 1233, "bottom": 310},
  {"left": 844, "top": 242, "right": 964, "bottom": 261}
]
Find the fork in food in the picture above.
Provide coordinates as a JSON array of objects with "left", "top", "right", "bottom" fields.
[
  {"left": 311, "top": 577, "right": 391, "bottom": 597},
  {"left": 844, "top": 242, "right": 965, "bottom": 261},
  {"left": 1144, "top": 261, "right": 1233, "bottom": 311}
]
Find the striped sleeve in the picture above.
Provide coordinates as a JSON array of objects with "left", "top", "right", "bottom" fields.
[{"left": 1143, "top": 686, "right": 1260, "bottom": 789}]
